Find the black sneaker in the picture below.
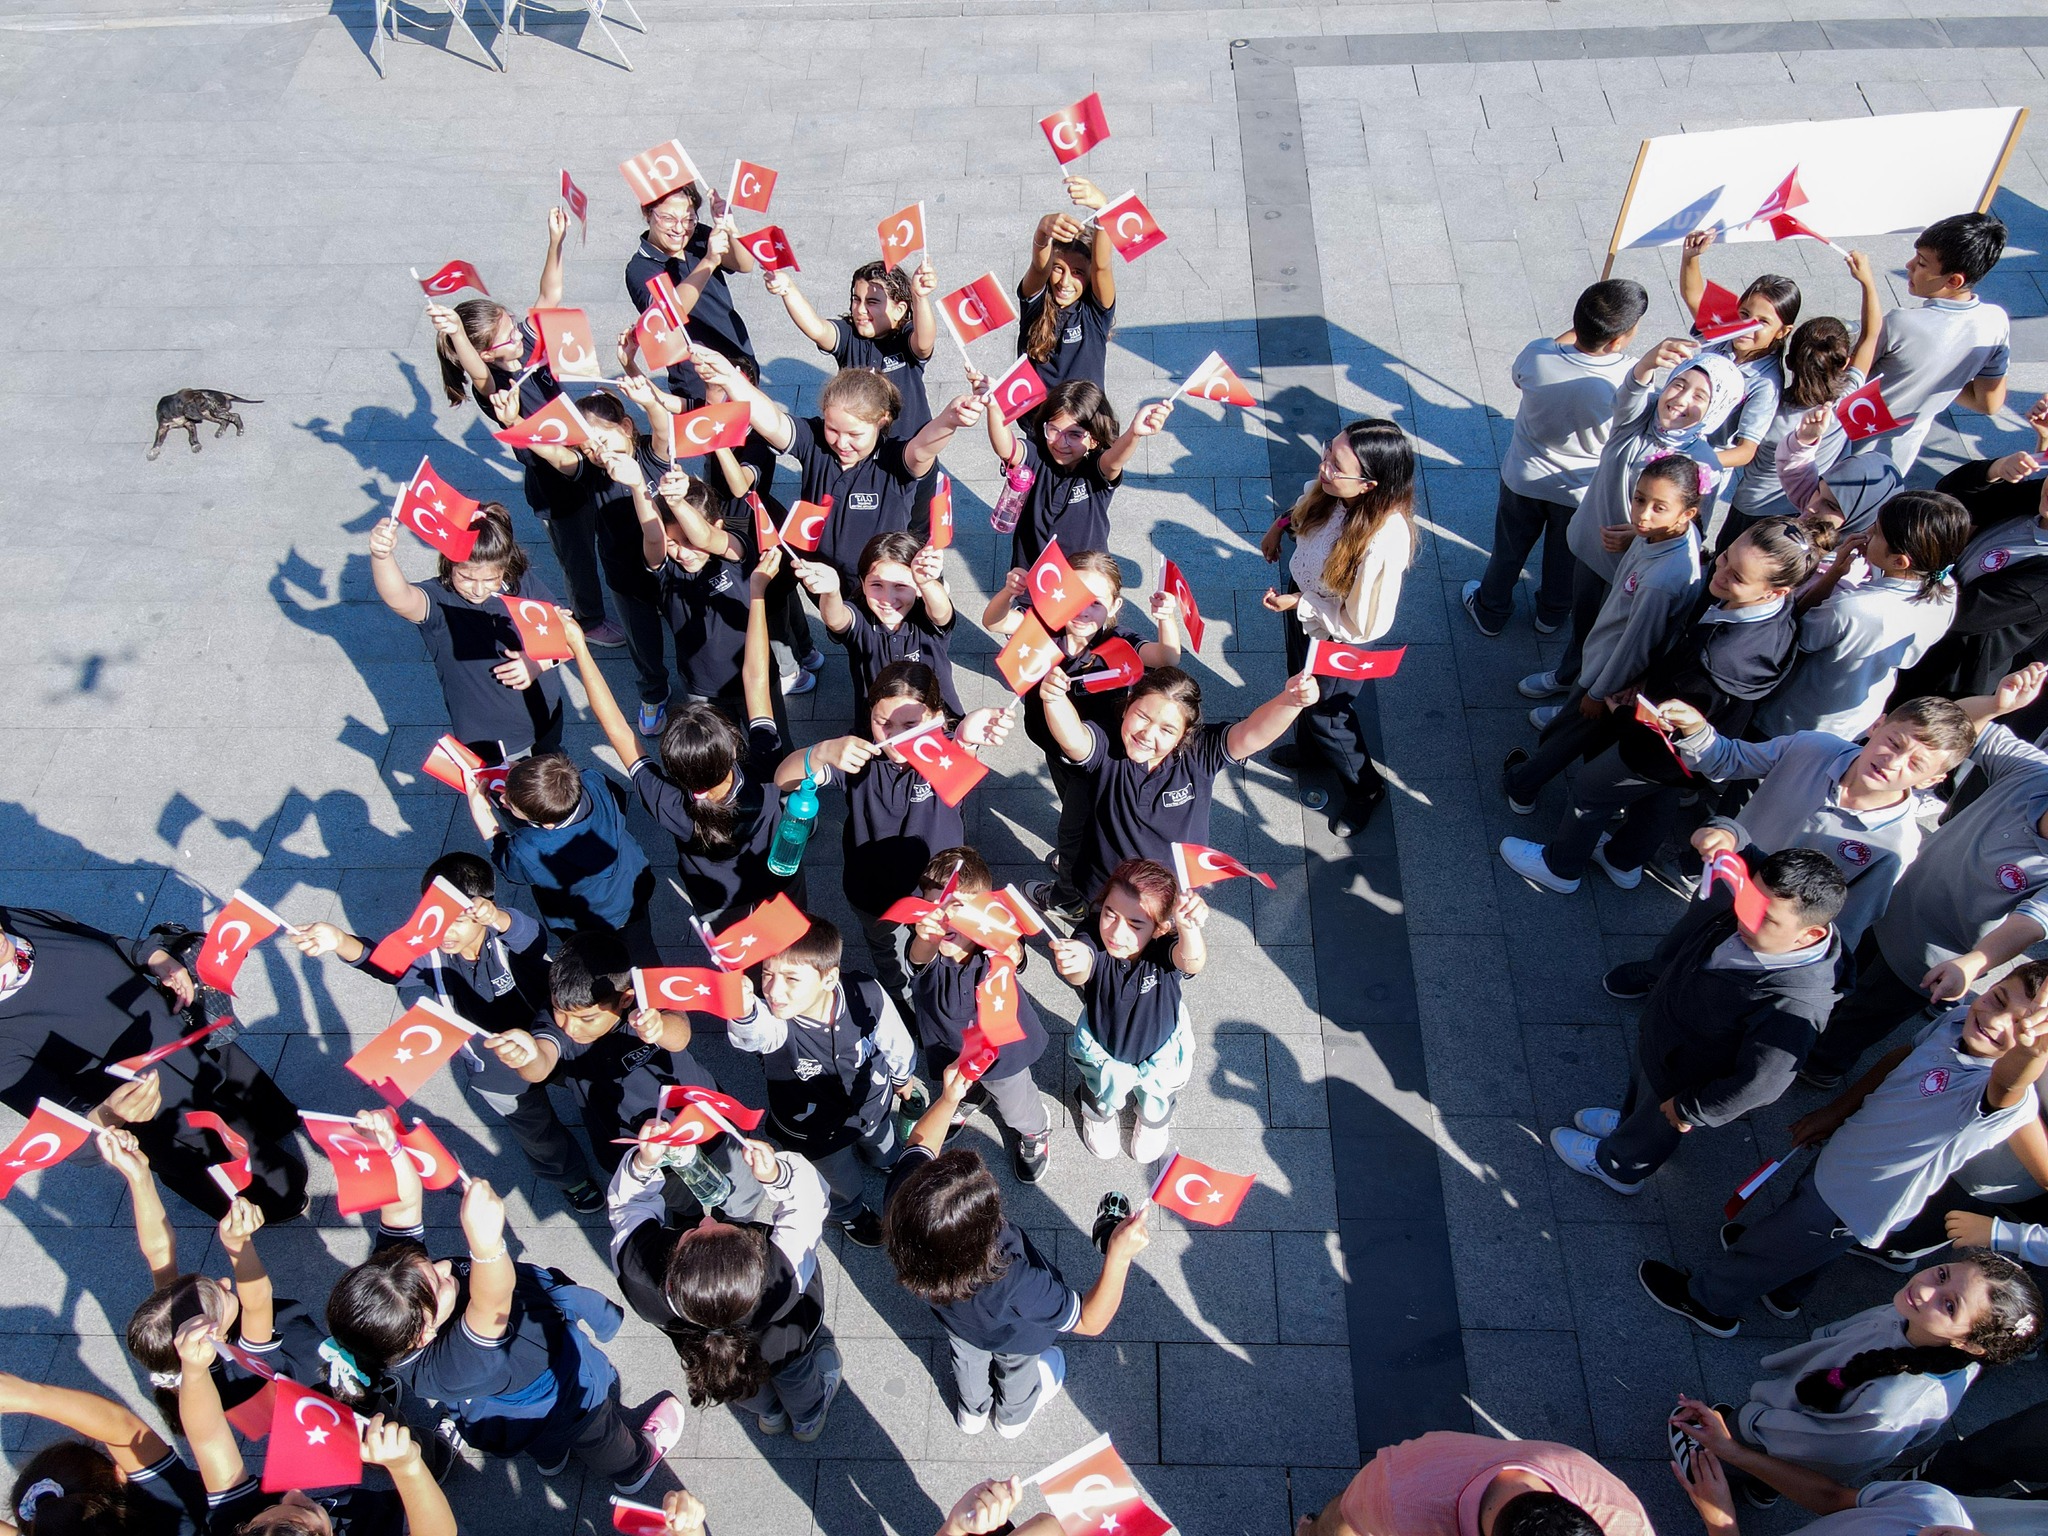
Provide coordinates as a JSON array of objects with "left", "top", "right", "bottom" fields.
[
  {"left": 561, "top": 1178, "right": 605, "bottom": 1214},
  {"left": 839, "top": 1208, "right": 885, "bottom": 1248},
  {"left": 1762, "top": 1284, "right": 1803, "bottom": 1321},
  {"left": 1797, "top": 1066, "right": 1846, "bottom": 1090},
  {"left": 1024, "top": 880, "right": 1088, "bottom": 927},
  {"left": 1852, "top": 1240, "right": 1947, "bottom": 1273},
  {"left": 1719, "top": 1220, "right": 1745, "bottom": 1251},
  {"left": 1638, "top": 1259, "right": 1740, "bottom": 1338},
  {"left": 1502, "top": 749, "right": 1536, "bottom": 815},
  {"left": 1014, "top": 1130, "right": 1051, "bottom": 1184},
  {"left": 1603, "top": 961, "right": 1658, "bottom": 1000},
  {"left": 1330, "top": 783, "right": 1386, "bottom": 838}
]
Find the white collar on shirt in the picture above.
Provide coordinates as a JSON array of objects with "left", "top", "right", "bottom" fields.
[{"left": 1700, "top": 593, "right": 1788, "bottom": 626}]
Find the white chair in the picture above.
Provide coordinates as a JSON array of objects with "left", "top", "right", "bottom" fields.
[
  {"left": 503, "top": 0, "right": 644, "bottom": 70},
  {"left": 369, "top": 0, "right": 502, "bottom": 73}
]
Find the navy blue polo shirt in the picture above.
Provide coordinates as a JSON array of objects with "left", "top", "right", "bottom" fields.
[
  {"left": 837, "top": 604, "right": 964, "bottom": 719},
  {"left": 1071, "top": 719, "right": 1240, "bottom": 902},
  {"left": 1021, "top": 621, "right": 1146, "bottom": 756},
  {"left": 885, "top": 1145, "right": 1080, "bottom": 1353},
  {"left": 831, "top": 318, "right": 932, "bottom": 439},
  {"left": 414, "top": 574, "right": 566, "bottom": 753},
  {"left": 784, "top": 416, "right": 919, "bottom": 585},
  {"left": 531, "top": 1023, "right": 716, "bottom": 1130},
  {"left": 655, "top": 551, "right": 749, "bottom": 700},
  {"left": 910, "top": 948, "right": 1047, "bottom": 1079},
  {"left": 626, "top": 228, "right": 756, "bottom": 405},
  {"left": 490, "top": 769, "right": 650, "bottom": 934},
  {"left": 827, "top": 754, "right": 963, "bottom": 916},
  {"left": 207, "top": 1480, "right": 403, "bottom": 1536},
  {"left": 1016, "top": 284, "right": 1114, "bottom": 392},
  {"left": 1076, "top": 929, "right": 1184, "bottom": 1065},
  {"left": 126, "top": 1451, "right": 209, "bottom": 1536},
  {"left": 630, "top": 720, "right": 789, "bottom": 920},
  {"left": 1010, "top": 437, "right": 1120, "bottom": 570}
]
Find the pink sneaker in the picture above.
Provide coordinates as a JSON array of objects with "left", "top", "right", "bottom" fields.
[
  {"left": 615, "top": 1394, "right": 686, "bottom": 1494},
  {"left": 582, "top": 620, "right": 628, "bottom": 647}
]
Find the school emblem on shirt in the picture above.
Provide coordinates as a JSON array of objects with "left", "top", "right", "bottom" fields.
[
  {"left": 1070, "top": 483, "right": 1091, "bottom": 503},
  {"left": 881, "top": 356, "right": 904, "bottom": 371},
  {"left": 1623, "top": 571, "right": 1641, "bottom": 594},
  {"left": 1983, "top": 548, "right": 2013, "bottom": 573},
  {"left": 1160, "top": 786, "right": 1194, "bottom": 808},
  {"left": 847, "top": 492, "right": 882, "bottom": 512},
  {"left": 1139, "top": 972, "right": 1158, "bottom": 993},
  {"left": 1837, "top": 840, "right": 1872, "bottom": 867},
  {"left": 907, "top": 780, "right": 934, "bottom": 804},
  {"left": 792, "top": 1058, "right": 824, "bottom": 1080},
  {"left": 1920, "top": 1068, "right": 1951, "bottom": 1097},
  {"left": 1063, "top": 324, "right": 1081, "bottom": 343},
  {"left": 1997, "top": 862, "right": 2028, "bottom": 892}
]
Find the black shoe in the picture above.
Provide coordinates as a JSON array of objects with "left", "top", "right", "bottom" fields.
[
  {"left": 1268, "top": 743, "right": 1306, "bottom": 772},
  {"left": 1852, "top": 1240, "right": 1947, "bottom": 1273},
  {"left": 1797, "top": 1066, "right": 1845, "bottom": 1090},
  {"left": 1502, "top": 749, "right": 1535, "bottom": 815},
  {"left": 1330, "top": 784, "right": 1386, "bottom": 838},
  {"left": 1013, "top": 1130, "right": 1051, "bottom": 1184},
  {"left": 561, "top": 1178, "right": 605, "bottom": 1214},
  {"left": 1638, "top": 1259, "right": 1740, "bottom": 1337},
  {"left": 1737, "top": 1476, "right": 1780, "bottom": 1510},
  {"left": 1024, "top": 880, "right": 1088, "bottom": 927},
  {"left": 839, "top": 1208, "right": 885, "bottom": 1248},
  {"left": 1761, "top": 1284, "right": 1803, "bottom": 1321},
  {"left": 1719, "top": 1220, "right": 1745, "bottom": 1252},
  {"left": 1603, "top": 961, "right": 1658, "bottom": 1000}
]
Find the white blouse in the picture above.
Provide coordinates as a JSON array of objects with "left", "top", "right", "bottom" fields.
[{"left": 1289, "top": 507, "right": 1414, "bottom": 645}]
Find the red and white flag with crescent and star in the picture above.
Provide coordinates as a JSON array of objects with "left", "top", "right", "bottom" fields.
[
  {"left": 727, "top": 160, "right": 778, "bottom": 215},
  {"left": 1077, "top": 637, "right": 1143, "bottom": 694},
  {"left": 1149, "top": 1151, "right": 1255, "bottom": 1227},
  {"left": 633, "top": 966, "right": 748, "bottom": 1020},
  {"left": 1026, "top": 538, "right": 1092, "bottom": 632},
  {"left": 1171, "top": 842, "right": 1276, "bottom": 892},
  {"left": 392, "top": 457, "right": 483, "bottom": 562},
  {"left": 994, "top": 612, "right": 1062, "bottom": 696},
  {"left": 1096, "top": 189, "right": 1166, "bottom": 262},
  {"left": 184, "top": 1110, "right": 253, "bottom": 1197},
  {"left": 1305, "top": 639, "right": 1405, "bottom": 681},
  {"left": 0, "top": 1100, "right": 98, "bottom": 1198},
  {"left": 366, "top": 876, "right": 474, "bottom": 976},
  {"left": 1039, "top": 92, "right": 1110, "bottom": 165},
  {"left": 1177, "top": 351, "right": 1255, "bottom": 408},
  {"left": 621, "top": 138, "right": 702, "bottom": 206},
  {"left": 941, "top": 273, "right": 1017, "bottom": 344},
  {"left": 196, "top": 889, "right": 285, "bottom": 996},
  {"left": 397, "top": 1118, "right": 464, "bottom": 1192},
  {"left": 1835, "top": 377, "right": 1911, "bottom": 442},
  {"left": 929, "top": 471, "right": 955, "bottom": 550},
  {"left": 702, "top": 894, "right": 810, "bottom": 972},
  {"left": 1157, "top": 558, "right": 1206, "bottom": 651},
  {"left": 877, "top": 201, "right": 927, "bottom": 270},
  {"left": 560, "top": 169, "right": 588, "bottom": 241},
  {"left": 300, "top": 1112, "right": 402, "bottom": 1217},
  {"left": 780, "top": 497, "right": 833, "bottom": 554},
  {"left": 344, "top": 998, "right": 484, "bottom": 1106},
  {"left": 416, "top": 260, "right": 487, "bottom": 298},
  {"left": 499, "top": 593, "right": 575, "bottom": 662},
  {"left": 975, "top": 952, "right": 1027, "bottom": 1045},
  {"left": 885, "top": 719, "right": 989, "bottom": 808},
  {"left": 984, "top": 355, "right": 1049, "bottom": 425},
  {"left": 262, "top": 1377, "right": 362, "bottom": 1492},
  {"left": 672, "top": 401, "right": 751, "bottom": 458},
  {"left": 1033, "top": 1435, "right": 1171, "bottom": 1536},
  {"left": 492, "top": 392, "right": 591, "bottom": 451},
  {"left": 635, "top": 271, "right": 693, "bottom": 370},
  {"left": 737, "top": 226, "right": 799, "bottom": 272}
]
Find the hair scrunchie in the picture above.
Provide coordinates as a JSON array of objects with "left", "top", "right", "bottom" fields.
[
  {"left": 319, "top": 1337, "right": 371, "bottom": 1393},
  {"left": 16, "top": 1478, "right": 64, "bottom": 1523}
]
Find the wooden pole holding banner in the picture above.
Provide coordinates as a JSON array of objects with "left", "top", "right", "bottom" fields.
[
  {"left": 1600, "top": 139, "right": 1652, "bottom": 280},
  {"left": 1976, "top": 107, "right": 2030, "bottom": 213}
]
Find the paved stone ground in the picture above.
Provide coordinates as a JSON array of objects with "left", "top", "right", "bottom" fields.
[{"left": 3, "top": 0, "right": 2047, "bottom": 1533}]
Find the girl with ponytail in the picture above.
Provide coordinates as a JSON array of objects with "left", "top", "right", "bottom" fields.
[{"left": 1017, "top": 177, "right": 1117, "bottom": 392}]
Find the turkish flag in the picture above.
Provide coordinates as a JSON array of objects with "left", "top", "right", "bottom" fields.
[
  {"left": 1024, "top": 539, "right": 1091, "bottom": 632},
  {"left": 0, "top": 1100, "right": 98, "bottom": 1198},
  {"left": 984, "top": 355, "right": 1049, "bottom": 425},
  {"left": 1075, "top": 637, "right": 1143, "bottom": 695},
  {"left": 947, "top": 892, "right": 1024, "bottom": 952},
  {"left": 225, "top": 1381, "right": 276, "bottom": 1441},
  {"left": 661, "top": 1083, "right": 766, "bottom": 1133},
  {"left": 881, "top": 895, "right": 939, "bottom": 926},
  {"left": 941, "top": 273, "right": 1017, "bottom": 344},
  {"left": 262, "top": 1378, "right": 362, "bottom": 1493},
  {"left": 196, "top": 889, "right": 285, "bottom": 996},
  {"left": 737, "top": 226, "right": 799, "bottom": 272},
  {"left": 727, "top": 160, "right": 778, "bottom": 215},
  {"left": 397, "top": 1119, "right": 464, "bottom": 1192},
  {"left": 366, "top": 875, "right": 474, "bottom": 976},
  {"left": 1697, "top": 314, "right": 1765, "bottom": 345},
  {"left": 1835, "top": 377, "right": 1911, "bottom": 442},
  {"left": 1158, "top": 559, "right": 1206, "bottom": 651},
  {"left": 706, "top": 893, "right": 810, "bottom": 971},
  {"left": 417, "top": 260, "right": 487, "bottom": 298},
  {"left": 1171, "top": 842, "right": 1276, "bottom": 892},
  {"left": 1631, "top": 697, "right": 1695, "bottom": 780},
  {"left": 632, "top": 966, "right": 747, "bottom": 1020},
  {"left": 887, "top": 719, "right": 989, "bottom": 808},
  {"left": 105, "top": 1017, "right": 239, "bottom": 1082},
  {"left": 672, "top": 402, "right": 750, "bottom": 458},
  {"left": 995, "top": 612, "right": 1062, "bottom": 696},
  {"left": 184, "top": 1110, "right": 253, "bottom": 1197},
  {"left": 1149, "top": 1152, "right": 1255, "bottom": 1227},
  {"left": 996, "top": 885, "right": 1048, "bottom": 938},
  {"left": 781, "top": 497, "right": 832, "bottom": 553},
  {"left": 499, "top": 593, "right": 575, "bottom": 662},
  {"left": 1724, "top": 1154, "right": 1788, "bottom": 1221},
  {"left": 560, "top": 169, "right": 588, "bottom": 241},
  {"left": 422, "top": 734, "right": 482, "bottom": 794},
  {"left": 1752, "top": 166, "right": 1809, "bottom": 222},
  {"left": 1694, "top": 279, "right": 1744, "bottom": 331},
  {"left": 1180, "top": 351, "right": 1255, "bottom": 408},
  {"left": 1766, "top": 211, "right": 1834, "bottom": 247},
  {"left": 492, "top": 392, "right": 591, "bottom": 451},
  {"left": 635, "top": 272, "right": 693, "bottom": 370},
  {"left": 301, "top": 1112, "right": 402, "bottom": 1217},
  {"left": 345, "top": 998, "right": 483, "bottom": 1106},
  {"left": 1098, "top": 190, "right": 1166, "bottom": 262},
  {"left": 531, "top": 308, "right": 602, "bottom": 382},
  {"left": 1701, "top": 849, "right": 1770, "bottom": 930},
  {"left": 877, "top": 201, "right": 926, "bottom": 270},
  {"left": 1305, "top": 640, "right": 1405, "bottom": 681},
  {"left": 621, "top": 138, "right": 702, "bottom": 206},
  {"left": 748, "top": 492, "right": 780, "bottom": 554},
  {"left": 1034, "top": 1435, "right": 1170, "bottom": 1536},
  {"left": 392, "top": 456, "right": 483, "bottom": 562},
  {"left": 929, "top": 471, "right": 955, "bottom": 551},
  {"left": 611, "top": 1498, "right": 671, "bottom": 1536},
  {"left": 975, "top": 953, "right": 1027, "bottom": 1046},
  {"left": 955, "top": 1023, "right": 1002, "bottom": 1081},
  {"left": 1039, "top": 92, "right": 1110, "bottom": 165}
]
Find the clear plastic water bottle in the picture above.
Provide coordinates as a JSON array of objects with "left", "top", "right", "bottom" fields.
[
  {"left": 661, "top": 1142, "right": 735, "bottom": 1210},
  {"left": 989, "top": 459, "right": 1036, "bottom": 535},
  {"left": 766, "top": 772, "right": 818, "bottom": 877}
]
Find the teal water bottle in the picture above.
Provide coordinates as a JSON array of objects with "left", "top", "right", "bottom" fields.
[{"left": 766, "top": 755, "right": 819, "bottom": 878}]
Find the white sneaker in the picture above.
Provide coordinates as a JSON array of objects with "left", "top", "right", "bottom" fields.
[
  {"left": 780, "top": 667, "right": 818, "bottom": 697},
  {"left": 1528, "top": 704, "right": 1561, "bottom": 730},
  {"left": 996, "top": 1347, "right": 1065, "bottom": 1439},
  {"left": 1129, "top": 1115, "right": 1171, "bottom": 1163},
  {"left": 1591, "top": 836, "right": 1642, "bottom": 891},
  {"left": 1548, "top": 1127, "right": 1643, "bottom": 1196},
  {"left": 1519, "top": 669, "right": 1568, "bottom": 700},
  {"left": 1574, "top": 1107, "right": 1621, "bottom": 1138},
  {"left": 1077, "top": 1109, "right": 1119, "bottom": 1160},
  {"left": 955, "top": 1402, "right": 990, "bottom": 1435},
  {"left": 1500, "top": 836, "right": 1579, "bottom": 894}
]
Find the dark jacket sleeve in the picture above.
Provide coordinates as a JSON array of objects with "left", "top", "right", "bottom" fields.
[
  {"left": 1947, "top": 568, "right": 2048, "bottom": 638},
  {"left": 1935, "top": 459, "right": 2044, "bottom": 534},
  {"left": 1675, "top": 1026, "right": 1805, "bottom": 1129}
]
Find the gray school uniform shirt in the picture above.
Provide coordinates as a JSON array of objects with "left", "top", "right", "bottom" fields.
[
  {"left": 1865, "top": 295, "right": 2011, "bottom": 473},
  {"left": 1565, "top": 372, "right": 1723, "bottom": 582},
  {"left": 1754, "top": 569, "right": 1957, "bottom": 742},
  {"left": 1798, "top": 1482, "right": 1972, "bottom": 1536},
  {"left": 1578, "top": 527, "right": 1703, "bottom": 701},
  {"left": 1872, "top": 723, "right": 2048, "bottom": 983},
  {"left": 1500, "top": 338, "right": 1639, "bottom": 506},
  {"left": 1738, "top": 1304, "right": 1976, "bottom": 1483},
  {"left": 1681, "top": 727, "right": 1926, "bottom": 952},
  {"left": 1814, "top": 1008, "right": 2041, "bottom": 1246},
  {"left": 1710, "top": 350, "right": 1783, "bottom": 452},
  {"left": 1728, "top": 397, "right": 1811, "bottom": 519}
]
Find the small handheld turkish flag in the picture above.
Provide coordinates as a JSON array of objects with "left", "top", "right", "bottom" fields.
[
  {"left": 1702, "top": 849, "right": 1771, "bottom": 930},
  {"left": 366, "top": 876, "right": 474, "bottom": 976},
  {"left": 749, "top": 492, "right": 780, "bottom": 554},
  {"left": 1632, "top": 698, "right": 1695, "bottom": 780},
  {"left": 197, "top": 889, "right": 285, "bottom": 996},
  {"left": 1697, "top": 314, "right": 1766, "bottom": 345},
  {"left": 662, "top": 1083, "right": 766, "bottom": 1132},
  {"left": 345, "top": 998, "right": 484, "bottom": 1106},
  {"left": 929, "top": 471, "right": 955, "bottom": 551},
  {"left": 882, "top": 895, "right": 940, "bottom": 926},
  {"left": 995, "top": 612, "right": 1062, "bottom": 696},
  {"left": 1178, "top": 351, "right": 1255, "bottom": 408},
  {"left": 397, "top": 1119, "right": 464, "bottom": 1191},
  {"left": 737, "top": 226, "right": 799, "bottom": 272},
  {"left": 417, "top": 260, "right": 487, "bottom": 298},
  {"left": 984, "top": 355, "right": 1049, "bottom": 425},
  {"left": 105, "top": 1017, "right": 239, "bottom": 1082},
  {"left": 560, "top": 169, "right": 588, "bottom": 242},
  {"left": 1034, "top": 1435, "right": 1171, "bottom": 1536},
  {"left": 633, "top": 966, "right": 747, "bottom": 1020},
  {"left": 781, "top": 497, "right": 832, "bottom": 553},
  {"left": 635, "top": 272, "right": 693, "bottom": 370},
  {"left": 499, "top": 594, "right": 574, "bottom": 662},
  {"left": 1150, "top": 1151, "right": 1255, "bottom": 1227},
  {"left": 621, "top": 138, "right": 702, "bottom": 207},
  {"left": 1171, "top": 842, "right": 1276, "bottom": 892},
  {"left": 975, "top": 953, "right": 1027, "bottom": 1045},
  {"left": 1835, "top": 377, "right": 1911, "bottom": 442},
  {"left": 941, "top": 274, "right": 1017, "bottom": 344},
  {"left": 887, "top": 719, "right": 990, "bottom": 808},
  {"left": 1766, "top": 211, "right": 1840, "bottom": 251},
  {"left": 1305, "top": 640, "right": 1405, "bottom": 681},
  {"left": 1039, "top": 92, "right": 1111, "bottom": 165},
  {"left": 1076, "top": 637, "right": 1143, "bottom": 694},
  {"left": 1158, "top": 559, "right": 1206, "bottom": 651},
  {"left": 996, "top": 885, "right": 1048, "bottom": 938},
  {"left": 421, "top": 735, "right": 495, "bottom": 796},
  {"left": 956, "top": 1023, "right": 1002, "bottom": 1081},
  {"left": 1694, "top": 279, "right": 1744, "bottom": 331},
  {"left": 1097, "top": 189, "right": 1167, "bottom": 262},
  {"left": 611, "top": 1497, "right": 670, "bottom": 1536},
  {"left": 1026, "top": 538, "right": 1092, "bottom": 632},
  {"left": 0, "top": 1100, "right": 99, "bottom": 1198},
  {"left": 531, "top": 307, "right": 602, "bottom": 382},
  {"left": 705, "top": 894, "right": 810, "bottom": 971},
  {"left": 672, "top": 402, "right": 750, "bottom": 458},
  {"left": 300, "top": 1112, "right": 401, "bottom": 1217},
  {"left": 877, "top": 201, "right": 926, "bottom": 270},
  {"left": 1751, "top": 166, "right": 1809, "bottom": 223},
  {"left": 393, "top": 455, "right": 484, "bottom": 562},
  {"left": 1724, "top": 1154, "right": 1789, "bottom": 1221},
  {"left": 184, "top": 1110, "right": 252, "bottom": 1197},
  {"left": 262, "top": 1378, "right": 362, "bottom": 1493},
  {"left": 727, "top": 160, "right": 778, "bottom": 215},
  {"left": 493, "top": 392, "right": 591, "bottom": 451},
  {"left": 947, "top": 892, "right": 1024, "bottom": 952}
]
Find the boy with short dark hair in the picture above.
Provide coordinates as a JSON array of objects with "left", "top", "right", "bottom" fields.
[
  {"left": 469, "top": 750, "right": 654, "bottom": 956},
  {"left": 1465, "top": 278, "right": 1650, "bottom": 638},
  {"left": 1552, "top": 847, "right": 1846, "bottom": 1195}
]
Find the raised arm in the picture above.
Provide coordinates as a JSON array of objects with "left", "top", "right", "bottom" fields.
[
  {"left": 1065, "top": 177, "right": 1116, "bottom": 309},
  {"left": 101, "top": 1130, "right": 179, "bottom": 1289},
  {"left": 1988, "top": 1012, "right": 2048, "bottom": 1112},
  {"left": 1225, "top": 670, "right": 1319, "bottom": 760},
  {"left": 763, "top": 270, "right": 840, "bottom": 352},
  {"left": 691, "top": 344, "right": 794, "bottom": 454},
  {"left": 363, "top": 1418, "right": 458, "bottom": 1536},
  {"left": 908, "top": 259, "right": 938, "bottom": 362},
  {"left": 620, "top": 374, "right": 675, "bottom": 464},
  {"left": 1037, "top": 664, "right": 1093, "bottom": 764},
  {"left": 905, "top": 393, "right": 985, "bottom": 481},
  {"left": 1142, "top": 591, "right": 1184, "bottom": 667},
  {"left": 1678, "top": 230, "right": 1711, "bottom": 320},
  {"left": 564, "top": 615, "right": 648, "bottom": 771},
  {"left": 913, "top": 543, "right": 954, "bottom": 627},
  {"left": 712, "top": 445, "right": 757, "bottom": 499},
  {"left": 0, "top": 1373, "right": 172, "bottom": 1477},
  {"left": 368, "top": 518, "right": 432, "bottom": 623},
  {"left": 982, "top": 568, "right": 1028, "bottom": 631},
  {"left": 173, "top": 1320, "right": 245, "bottom": 1494},
  {"left": 365, "top": 1109, "right": 425, "bottom": 1230},
  {"left": 655, "top": 469, "right": 740, "bottom": 559},
  {"left": 427, "top": 303, "right": 493, "bottom": 400},
  {"left": 1071, "top": 1204, "right": 1148, "bottom": 1335},
  {"left": 457, "top": 1180, "right": 515, "bottom": 1342},
  {"left": 791, "top": 554, "right": 854, "bottom": 634},
  {"left": 216, "top": 1199, "right": 275, "bottom": 1345},
  {"left": 1101, "top": 400, "right": 1171, "bottom": 481},
  {"left": 1958, "top": 662, "right": 2048, "bottom": 730},
  {"left": 536, "top": 207, "right": 569, "bottom": 311},
  {"left": 1168, "top": 890, "right": 1209, "bottom": 979},
  {"left": 1846, "top": 251, "right": 1884, "bottom": 378},
  {"left": 744, "top": 548, "right": 780, "bottom": 725}
]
